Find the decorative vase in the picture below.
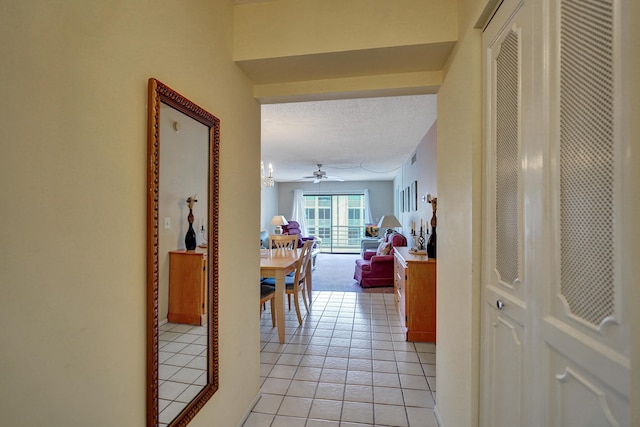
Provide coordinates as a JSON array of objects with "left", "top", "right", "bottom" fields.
[
  {"left": 417, "top": 231, "right": 426, "bottom": 250},
  {"left": 427, "top": 200, "right": 437, "bottom": 258},
  {"left": 427, "top": 226, "right": 437, "bottom": 258},
  {"left": 185, "top": 208, "right": 197, "bottom": 250}
]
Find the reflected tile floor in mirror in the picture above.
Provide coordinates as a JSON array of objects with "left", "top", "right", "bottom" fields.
[
  {"left": 243, "top": 291, "right": 437, "bottom": 427},
  {"left": 158, "top": 322, "right": 208, "bottom": 426}
]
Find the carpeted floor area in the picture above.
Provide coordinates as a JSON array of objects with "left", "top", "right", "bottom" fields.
[{"left": 311, "top": 253, "right": 393, "bottom": 293}]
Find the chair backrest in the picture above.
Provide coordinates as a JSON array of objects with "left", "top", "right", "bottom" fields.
[
  {"left": 269, "top": 234, "right": 298, "bottom": 250},
  {"left": 293, "top": 240, "right": 314, "bottom": 284}
]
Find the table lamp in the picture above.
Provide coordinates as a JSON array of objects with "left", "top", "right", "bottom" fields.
[
  {"left": 377, "top": 215, "right": 402, "bottom": 237},
  {"left": 270, "top": 215, "right": 289, "bottom": 234}
]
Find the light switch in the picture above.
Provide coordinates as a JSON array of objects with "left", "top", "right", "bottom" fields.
[{"left": 164, "top": 217, "right": 171, "bottom": 229}]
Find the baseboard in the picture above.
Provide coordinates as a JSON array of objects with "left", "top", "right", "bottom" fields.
[
  {"left": 434, "top": 404, "right": 444, "bottom": 427},
  {"left": 236, "top": 392, "right": 261, "bottom": 427}
]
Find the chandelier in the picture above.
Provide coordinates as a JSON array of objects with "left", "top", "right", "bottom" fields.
[{"left": 261, "top": 161, "right": 275, "bottom": 187}]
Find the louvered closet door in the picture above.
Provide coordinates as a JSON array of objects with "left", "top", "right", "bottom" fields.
[
  {"left": 542, "top": 0, "right": 629, "bottom": 425},
  {"left": 481, "top": 0, "right": 631, "bottom": 426},
  {"left": 480, "top": 1, "right": 531, "bottom": 426}
]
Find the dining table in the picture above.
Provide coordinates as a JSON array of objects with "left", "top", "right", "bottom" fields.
[{"left": 260, "top": 248, "right": 313, "bottom": 343}]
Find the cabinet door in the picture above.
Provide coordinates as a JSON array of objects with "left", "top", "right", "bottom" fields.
[
  {"left": 481, "top": 0, "right": 631, "bottom": 425},
  {"left": 168, "top": 253, "right": 206, "bottom": 325},
  {"left": 542, "top": 0, "right": 629, "bottom": 424},
  {"left": 405, "top": 262, "right": 436, "bottom": 342},
  {"left": 480, "top": 0, "right": 530, "bottom": 425}
]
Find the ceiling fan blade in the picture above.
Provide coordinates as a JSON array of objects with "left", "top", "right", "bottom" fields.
[
  {"left": 325, "top": 176, "right": 344, "bottom": 181},
  {"left": 313, "top": 178, "right": 321, "bottom": 184}
]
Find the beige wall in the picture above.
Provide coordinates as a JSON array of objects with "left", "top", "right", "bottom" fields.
[
  {"left": 234, "top": 0, "right": 454, "bottom": 102},
  {"left": 0, "top": 1, "right": 261, "bottom": 426},
  {"left": 234, "top": 0, "right": 457, "bottom": 59},
  {"left": 628, "top": 0, "right": 639, "bottom": 424},
  {"left": 435, "top": 0, "right": 486, "bottom": 426}
]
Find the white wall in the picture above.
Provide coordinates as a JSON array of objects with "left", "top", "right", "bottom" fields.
[
  {"left": 0, "top": 1, "right": 261, "bottom": 426},
  {"left": 261, "top": 183, "right": 279, "bottom": 232},
  {"left": 394, "top": 120, "right": 438, "bottom": 247},
  {"left": 276, "top": 181, "right": 394, "bottom": 228}
]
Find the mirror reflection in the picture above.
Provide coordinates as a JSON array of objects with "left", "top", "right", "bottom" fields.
[
  {"left": 158, "top": 104, "right": 209, "bottom": 425},
  {"left": 147, "top": 78, "right": 219, "bottom": 427}
]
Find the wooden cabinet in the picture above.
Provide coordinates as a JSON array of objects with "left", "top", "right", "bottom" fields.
[
  {"left": 393, "top": 247, "right": 436, "bottom": 342},
  {"left": 168, "top": 249, "right": 207, "bottom": 325}
]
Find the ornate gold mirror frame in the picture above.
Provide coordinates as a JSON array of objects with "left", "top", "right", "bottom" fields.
[{"left": 146, "top": 78, "right": 219, "bottom": 426}]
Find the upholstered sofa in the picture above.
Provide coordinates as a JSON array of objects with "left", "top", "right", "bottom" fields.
[{"left": 353, "top": 232, "right": 407, "bottom": 288}]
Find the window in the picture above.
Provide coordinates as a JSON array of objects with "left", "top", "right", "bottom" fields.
[
  {"left": 305, "top": 208, "right": 315, "bottom": 220},
  {"left": 303, "top": 194, "right": 366, "bottom": 253}
]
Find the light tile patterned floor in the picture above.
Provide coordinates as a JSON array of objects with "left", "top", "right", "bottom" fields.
[
  {"left": 243, "top": 291, "right": 437, "bottom": 427},
  {"left": 158, "top": 322, "right": 208, "bottom": 426}
]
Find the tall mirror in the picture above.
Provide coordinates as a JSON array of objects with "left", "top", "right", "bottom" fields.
[{"left": 147, "top": 78, "right": 219, "bottom": 426}]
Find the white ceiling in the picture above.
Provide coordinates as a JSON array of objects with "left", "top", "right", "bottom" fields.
[{"left": 261, "top": 95, "right": 437, "bottom": 183}]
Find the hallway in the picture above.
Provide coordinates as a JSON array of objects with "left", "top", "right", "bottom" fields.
[{"left": 243, "top": 291, "right": 437, "bottom": 427}]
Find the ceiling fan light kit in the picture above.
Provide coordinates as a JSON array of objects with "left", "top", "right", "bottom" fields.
[{"left": 302, "top": 164, "right": 344, "bottom": 183}]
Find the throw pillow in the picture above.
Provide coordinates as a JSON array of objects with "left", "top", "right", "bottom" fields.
[{"left": 376, "top": 242, "right": 391, "bottom": 256}]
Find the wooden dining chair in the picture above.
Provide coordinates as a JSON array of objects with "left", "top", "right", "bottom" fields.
[
  {"left": 285, "top": 240, "right": 314, "bottom": 324},
  {"left": 260, "top": 284, "right": 276, "bottom": 327},
  {"left": 261, "top": 240, "right": 314, "bottom": 323},
  {"left": 268, "top": 234, "right": 298, "bottom": 250}
]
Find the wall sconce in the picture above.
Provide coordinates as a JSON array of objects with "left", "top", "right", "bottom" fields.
[
  {"left": 422, "top": 193, "right": 434, "bottom": 203},
  {"left": 261, "top": 161, "right": 275, "bottom": 187}
]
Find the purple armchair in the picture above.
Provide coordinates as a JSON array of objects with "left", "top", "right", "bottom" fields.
[
  {"left": 354, "top": 232, "right": 407, "bottom": 288},
  {"left": 282, "top": 220, "right": 316, "bottom": 249}
]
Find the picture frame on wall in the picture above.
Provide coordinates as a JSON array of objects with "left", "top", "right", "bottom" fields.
[
  {"left": 400, "top": 190, "right": 405, "bottom": 212},
  {"left": 412, "top": 180, "right": 418, "bottom": 211},
  {"left": 395, "top": 187, "right": 400, "bottom": 216},
  {"left": 405, "top": 186, "right": 411, "bottom": 212}
]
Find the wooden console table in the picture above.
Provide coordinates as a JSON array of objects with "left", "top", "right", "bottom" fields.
[
  {"left": 168, "top": 248, "right": 208, "bottom": 325},
  {"left": 393, "top": 247, "right": 436, "bottom": 342}
]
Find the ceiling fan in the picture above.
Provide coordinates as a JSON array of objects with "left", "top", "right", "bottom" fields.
[{"left": 303, "top": 164, "right": 344, "bottom": 184}]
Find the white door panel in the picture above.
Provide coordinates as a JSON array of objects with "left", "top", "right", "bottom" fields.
[
  {"left": 544, "top": 319, "right": 629, "bottom": 398},
  {"left": 543, "top": 0, "right": 630, "bottom": 422},
  {"left": 482, "top": 304, "right": 524, "bottom": 427},
  {"left": 480, "top": 1, "right": 528, "bottom": 426},
  {"left": 548, "top": 353, "right": 628, "bottom": 427},
  {"left": 481, "top": 0, "right": 630, "bottom": 425}
]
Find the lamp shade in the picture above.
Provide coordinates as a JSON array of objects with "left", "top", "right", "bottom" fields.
[
  {"left": 270, "top": 215, "right": 288, "bottom": 235},
  {"left": 377, "top": 215, "right": 402, "bottom": 229},
  {"left": 270, "top": 215, "right": 289, "bottom": 226}
]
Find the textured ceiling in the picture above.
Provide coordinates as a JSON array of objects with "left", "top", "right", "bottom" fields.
[{"left": 261, "top": 95, "right": 437, "bottom": 183}]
